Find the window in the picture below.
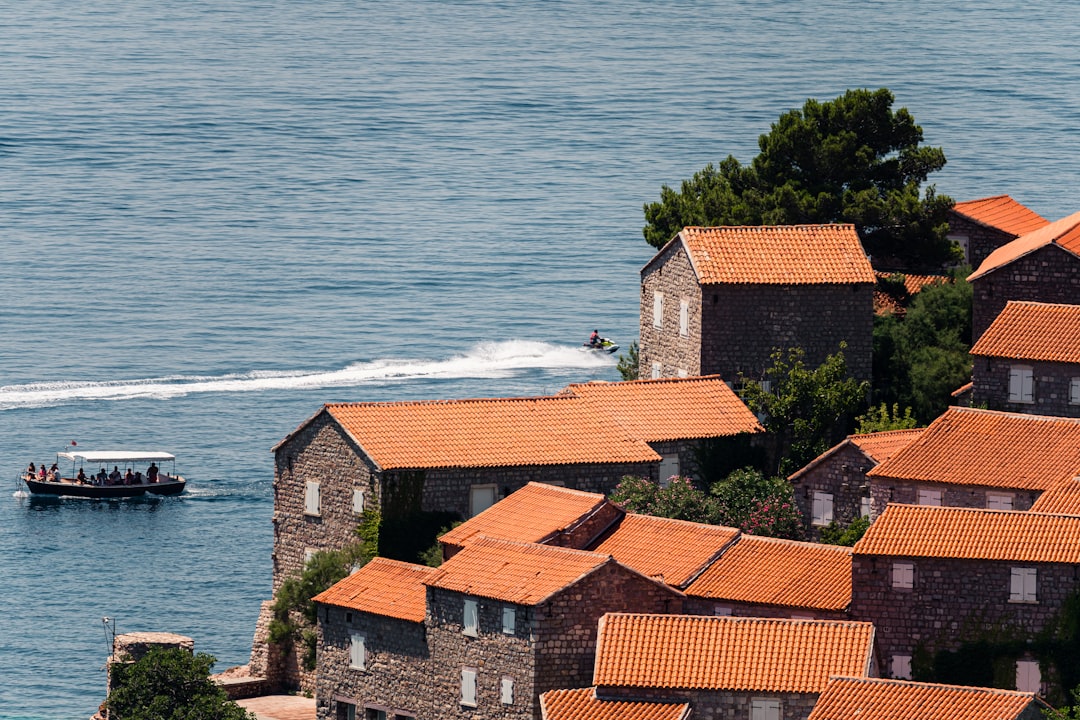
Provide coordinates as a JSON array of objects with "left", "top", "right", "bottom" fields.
[
  {"left": 677, "top": 367, "right": 688, "bottom": 378},
  {"left": 658, "top": 455, "right": 680, "bottom": 487},
  {"left": 651, "top": 362, "right": 661, "bottom": 379},
  {"left": 714, "top": 605, "right": 732, "bottom": 616},
  {"left": 502, "top": 606, "right": 515, "bottom": 635},
  {"left": 461, "top": 668, "right": 478, "bottom": 707},
  {"left": 501, "top": 676, "right": 514, "bottom": 705},
  {"left": 337, "top": 702, "right": 356, "bottom": 720},
  {"left": 1071, "top": 378, "right": 1080, "bottom": 405},
  {"left": 304, "top": 481, "right": 321, "bottom": 516},
  {"left": 463, "top": 598, "right": 479, "bottom": 636},
  {"left": 917, "top": 488, "right": 941, "bottom": 506},
  {"left": 811, "top": 491, "right": 834, "bottom": 526},
  {"left": 1009, "top": 365, "right": 1034, "bottom": 403},
  {"left": 366, "top": 709, "right": 386, "bottom": 720},
  {"left": 350, "top": 633, "right": 366, "bottom": 670},
  {"left": 1016, "top": 660, "right": 1041, "bottom": 693},
  {"left": 750, "top": 699, "right": 780, "bottom": 720},
  {"left": 653, "top": 292, "right": 663, "bottom": 329},
  {"left": 679, "top": 299, "right": 689, "bottom": 336},
  {"left": 860, "top": 496, "right": 872, "bottom": 518},
  {"left": 891, "top": 655, "right": 912, "bottom": 680},
  {"left": 892, "top": 562, "right": 914, "bottom": 589},
  {"left": 1010, "top": 567, "right": 1037, "bottom": 603},
  {"left": 986, "top": 493, "right": 1014, "bottom": 510},
  {"left": 353, "top": 488, "right": 365, "bottom": 514},
  {"left": 469, "top": 484, "right": 496, "bottom": 517},
  {"left": 948, "top": 234, "right": 969, "bottom": 263},
  {"left": 304, "top": 547, "right": 317, "bottom": 565}
]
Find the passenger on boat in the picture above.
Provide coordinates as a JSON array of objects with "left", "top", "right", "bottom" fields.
[
  {"left": 135, "top": 471, "right": 144, "bottom": 483},
  {"left": 76, "top": 468, "right": 87, "bottom": 484},
  {"left": 147, "top": 462, "right": 159, "bottom": 483},
  {"left": 38, "top": 464, "right": 47, "bottom": 481},
  {"left": 124, "top": 468, "right": 135, "bottom": 485},
  {"left": 97, "top": 468, "right": 108, "bottom": 485},
  {"left": 108, "top": 466, "right": 121, "bottom": 484},
  {"left": 50, "top": 464, "right": 60, "bottom": 482},
  {"left": 26, "top": 462, "right": 35, "bottom": 480}
]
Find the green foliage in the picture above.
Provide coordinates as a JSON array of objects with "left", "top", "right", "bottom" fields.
[
  {"left": 856, "top": 403, "right": 918, "bottom": 433},
  {"left": 710, "top": 467, "right": 803, "bottom": 539},
  {"left": 691, "top": 433, "right": 768, "bottom": 487},
  {"left": 740, "top": 345, "right": 869, "bottom": 476},
  {"left": 872, "top": 269, "right": 972, "bottom": 422},
  {"left": 106, "top": 646, "right": 255, "bottom": 720},
  {"left": 642, "top": 88, "right": 956, "bottom": 268},
  {"left": 616, "top": 341, "right": 640, "bottom": 381},
  {"left": 818, "top": 516, "right": 870, "bottom": 546},
  {"left": 609, "top": 475, "right": 719, "bottom": 524},
  {"left": 1046, "top": 686, "right": 1080, "bottom": 720},
  {"left": 419, "top": 521, "right": 463, "bottom": 568}
]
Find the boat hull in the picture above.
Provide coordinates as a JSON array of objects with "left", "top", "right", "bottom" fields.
[{"left": 24, "top": 477, "right": 186, "bottom": 498}]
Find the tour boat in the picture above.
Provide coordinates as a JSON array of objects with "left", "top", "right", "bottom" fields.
[{"left": 23, "top": 450, "right": 187, "bottom": 498}]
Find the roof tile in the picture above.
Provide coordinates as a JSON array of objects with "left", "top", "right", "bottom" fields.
[
  {"left": 563, "top": 376, "right": 763, "bottom": 440},
  {"left": 788, "top": 429, "right": 923, "bottom": 482},
  {"left": 969, "top": 209, "right": 1080, "bottom": 281},
  {"left": 866, "top": 407, "right": 1080, "bottom": 491},
  {"left": 971, "top": 300, "right": 1080, "bottom": 364},
  {"left": 684, "top": 535, "right": 852, "bottom": 611},
  {"left": 667, "top": 225, "right": 875, "bottom": 285},
  {"left": 312, "top": 557, "right": 438, "bottom": 623},
  {"left": 540, "top": 688, "right": 689, "bottom": 720},
  {"left": 951, "top": 195, "right": 1049, "bottom": 237},
  {"left": 854, "top": 504, "right": 1080, "bottom": 563},
  {"left": 1030, "top": 476, "right": 1080, "bottom": 514},
  {"left": 588, "top": 513, "right": 739, "bottom": 588},
  {"left": 808, "top": 676, "right": 1040, "bottom": 720},
  {"left": 593, "top": 614, "right": 873, "bottom": 693}
]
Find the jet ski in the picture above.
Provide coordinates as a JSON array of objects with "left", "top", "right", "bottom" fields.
[{"left": 583, "top": 338, "right": 619, "bottom": 354}]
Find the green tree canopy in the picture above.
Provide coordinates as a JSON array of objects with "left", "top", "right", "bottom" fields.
[
  {"left": 106, "top": 646, "right": 255, "bottom": 720},
  {"left": 643, "top": 88, "right": 955, "bottom": 268}
]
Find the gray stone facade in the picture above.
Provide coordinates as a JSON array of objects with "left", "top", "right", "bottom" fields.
[
  {"left": 971, "top": 245, "right": 1080, "bottom": 341},
  {"left": 595, "top": 686, "right": 819, "bottom": 720},
  {"left": 681, "top": 597, "right": 848, "bottom": 621},
  {"left": 639, "top": 240, "right": 873, "bottom": 384},
  {"left": 789, "top": 443, "right": 874, "bottom": 540},
  {"left": 867, "top": 481, "right": 1039, "bottom": 519},
  {"left": 850, "top": 554, "right": 1078, "bottom": 677},
  {"left": 972, "top": 356, "right": 1080, "bottom": 418},
  {"left": 947, "top": 211, "right": 1019, "bottom": 272}
]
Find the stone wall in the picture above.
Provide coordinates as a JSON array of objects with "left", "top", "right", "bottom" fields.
[
  {"left": 789, "top": 443, "right": 873, "bottom": 539},
  {"left": 973, "top": 356, "right": 1080, "bottom": 418},
  {"left": 850, "top": 554, "right": 1078, "bottom": 672},
  {"left": 639, "top": 242, "right": 702, "bottom": 380},
  {"left": 971, "top": 245, "right": 1080, "bottom": 341},
  {"left": 947, "top": 212, "right": 1017, "bottom": 271},
  {"left": 316, "top": 608, "right": 431, "bottom": 720},
  {"left": 681, "top": 597, "right": 849, "bottom": 621},
  {"left": 868, "top": 480, "right": 1039, "bottom": 518},
  {"left": 595, "top": 686, "right": 819, "bottom": 720}
]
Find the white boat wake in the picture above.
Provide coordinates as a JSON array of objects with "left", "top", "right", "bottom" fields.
[{"left": 0, "top": 340, "right": 615, "bottom": 410}]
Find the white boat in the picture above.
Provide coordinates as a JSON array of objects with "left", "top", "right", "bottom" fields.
[{"left": 24, "top": 450, "right": 187, "bottom": 498}]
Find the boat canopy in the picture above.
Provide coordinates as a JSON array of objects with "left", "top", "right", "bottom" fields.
[{"left": 57, "top": 451, "right": 176, "bottom": 464}]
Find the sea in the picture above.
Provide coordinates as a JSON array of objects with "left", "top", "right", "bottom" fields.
[{"left": 0, "top": 1, "right": 1077, "bottom": 716}]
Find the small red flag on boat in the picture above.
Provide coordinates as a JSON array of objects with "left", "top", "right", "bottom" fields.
[{"left": 71, "top": 440, "right": 77, "bottom": 446}]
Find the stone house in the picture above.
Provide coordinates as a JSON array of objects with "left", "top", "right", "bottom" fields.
[
  {"left": 971, "top": 301, "right": 1080, "bottom": 417},
  {"left": 850, "top": 503, "right": 1080, "bottom": 692},
  {"left": 638, "top": 225, "right": 876, "bottom": 384},
  {"left": 682, "top": 535, "right": 853, "bottom": 620},
  {"left": 540, "top": 687, "right": 689, "bottom": 720},
  {"left": 864, "top": 407, "right": 1080, "bottom": 517},
  {"left": 787, "top": 429, "right": 923, "bottom": 538},
  {"left": 592, "top": 613, "right": 875, "bottom": 720},
  {"left": 947, "top": 195, "right": 1048, "bottom": 270},
  {"left": 807, "top": 676, "right": 1048, "bottom": 720},
  {"left": 968, "top": 210, "right": 1080, "bottom": 341}
]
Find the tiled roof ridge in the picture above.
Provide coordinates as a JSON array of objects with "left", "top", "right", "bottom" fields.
[
  {"left": 945, "top": 405, "right": 1080, "bottom": 425},
  {"left": 881, "top": 502, "right": 1080, "bottom": 523},
  {"left": 602, "top": 611, "right": 869, "bottom": 629},
  {"left": 467, "top": 534, "right": 611, "bottom": 561},
  {"left": 683, "top": 223, "right": 857, "bottom": 231},
  {"left": 731, "top": 532, "right": 853, "bottom": 553},
  {"left": 969, "top": 209, "right": 1080, "bottom": 280},
  {"left": 622, "top": 511, "right": 740, "bottom": 534},
  {"left": 850, "top": 428, "right": 926, "bottom": 439},
  {"left": 565, "top": 374, "right": 726, "bottom": 390},
  {"left": 825, "top": 675, "right": 1037, "bottom": 697},
  {"left": 951, "top": 195, "right": 1048, "bottom": 234},
  {"left": 326, "top": 394, "right": 578, "bottom": 409}
]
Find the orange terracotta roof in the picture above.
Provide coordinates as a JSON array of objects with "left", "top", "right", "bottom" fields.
[
  {"left": 540, "top": 688, "right": 689, "bottom": 720},
  {"left": 425, "top": 536, "right": 643, "bottom": 605},
  {"left": 325, "top": 396, "right": 659, "bottom": 470},
  {"left": 854, "top": 504, "right": 1080, "bottom": 563},
  {"left": 684, "top": 535, "right": 852, "bottom": 611},
  {"left": 873, "top": 273, "right": 948, "bottom": 317},
  {"left": 969, "top": 209, "right": 1080, "bottom": 281},
  {"left": 951, "top": 195, "right": 1049, "bottom": 237},
  {"left": 587, "top": 514, "right": 739, "bottom": 588},
  {"left": 866, "top": 407, "right": 1080, "bottom": 491},
  {"left": 971, "top": 301, "right": 1080, "bottom": 363},
  {"left": 1030, "top": 477, "right": 1080, "bottom": 514},
  {"left": 951, "top": 381, "right": 973, "bottom": 398},
  {"left": 788, "top": 429, "right": 923, "bottom": 482},
  {"left": 312, "top": 557, "right": 438, "bottom": 623},
  {"left": 439, "top": 483, "right": 615, "bottom": 549},
  {"left": 563, "top": 376, "right": 763, "bottom": 441},
  {"left": 809, "top": 677, "right": 1041, "bottom": 720},
  {"left": 660, "top": 225, "right": 875, "bottom": 285},
  {"left": 593, "top": 614, "right": 873, "bottom": 693}
]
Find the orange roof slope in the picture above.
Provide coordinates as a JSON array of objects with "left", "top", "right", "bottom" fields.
[
  {"left": 952, "top": 195, "right": 1049, "bottom": 237},
  {"left": 587, "top": 514, "right": 739, "bottom": 587},
  {"left": 685, "top": 535, "right": 852, "bottom": 611},
  {"left": 788, "top": 429, "right": 923, "bottom": 482},
  {"left": 873, "top": 273, "right": 948, "bottom": 316},
  {"left": 593, "top": 614, "right": 873, "bottom": 693},
  {"left": 971, "top": 301, "right": 1080, "bottom": 363},
  {"left": 866, "top": 407, "right": 1080, "bottom": 491},
  {"left": 808, "top": 676, "right": 1040, "bottom": 720},
  {"left": 563, "top": 376, "right": 763, "bottom": 441},
  {"left": 854, "top": 504, "right": 1080, "bottom": 563},
  {"left": 440, "top": 482, "right": 613, "bottom": 549},
  {"left": 969, "top": 209, "right": 1080, "bottom": 281},
  {"left": 669, "top": 225, "right": 875, "bottom": 285},
  {"left": 426, "top": 536, "right": 630, "bottom": 605},
  {"left": 1031, "top": 477, "right": 1080, "bottom": 514},
  {"left": 326, "top": 396, "right": 659, "bottom": 470},
  {"left": 540, "top": 688, "right": 689, "bottom": 720},
  {"left": 312, "top": 557, "right": 438, "bottom": 623}
]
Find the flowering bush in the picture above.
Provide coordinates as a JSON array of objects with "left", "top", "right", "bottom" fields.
[
  {"left": 609, "top": 475, "right": 719, "bottom": 525},
  {"left": 711, "top": 467, "right": 803, "bottom": 539}
]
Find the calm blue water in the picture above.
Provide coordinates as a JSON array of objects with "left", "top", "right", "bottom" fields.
[{"left": 1, "top": 1, "right": 1077, "bottom": 716}]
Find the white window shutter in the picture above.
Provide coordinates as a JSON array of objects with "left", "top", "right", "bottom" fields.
[
  {"left": 1024, "top": 568, "right": 1037, "bottom": 602},
  {"left": 1071, "top": 378, "right": 1080, "bottom": 404},
  {"left": 502, "top": 606, "right": 515, "bottom": 635},
  {"left": 653, "top": 292, "right": 663, "bottom": 328},
  {"left": 350, "top": 633, "right": 365, "bottom": 670},
  {"left": 305, "top": 481, "right": 320, "bottom": 515},
  {"left": 1009, "top": 367, "right": 1023, "bottom": 402},
  {"left": 461, "top": 668, "right": 477, "bottom": 706},
  {"left": 1022, "top": 370, "right": 1034, "bottom": 402},
  {"left": 1017, "top": 661, "right": 1041, "bottom": 692},
  {"left": 679, "top": 299, "right": 689, "bottom": 336},
  {"left": 1010, "top": 568, "right": 1024, "bottom": 601},
  {"left": 463, "top": 598, "right": 478, "bottom": 636},
  {"left": 501, "top": 677, "right": 514, "bottom": 705},
  {"left": 352, "top": 488, "right": 365, "bottom": 514}
]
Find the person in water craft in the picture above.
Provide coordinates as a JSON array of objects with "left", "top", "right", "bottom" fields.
[{"left": 589, "top": 329, "right": 601, "bottom": 348}]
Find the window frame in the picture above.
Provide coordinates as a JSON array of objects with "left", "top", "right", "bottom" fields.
[
  {"left": 679, "top": 298, "right": 689, "bottom": 336},
  {"left": 892, "top": 562, "right": 914, "bottom": 590},
  {"left": 917, "top": 487, "right": 942, "bottom": 506},
  {"left": 461, "top": 667, "right": 478, "bottom": 707},
  {"left": 350, "top": 632, "right": 366, "bottom": 671},
  {"left": 986, "top": 492, "right": 1014, "bottom": 511},
  {"left": 1016, "top": 659, "right": 1041, "bottom": 693},
  {"left": 353, "top": 487, "right": 366, "bottom": 515},
  {"left": 653, "top": 291, "right": 663, "bottom": 329},
  {"left": 1010, "top": 567, "right": 1037, "bottom": 604},
  {"left": 891, "top": 654, "right": 912, "bottom": 680},
  {"left": 811, "top": 491, "right": 834, "bottom": 526},
  {"left": 750, "top": 698, "right": 780, "bottom": 720},
  {"left": 463, "top": 597, "right": 479, "bottom": 637},
  {"left": 304, "top": 480, "right": 321, "bottom": 516},
  {"left": 469, "top": 484, "right": 497, "bottom": 517},
  {"left": 1009, "top": 365, "right": 1034, "bottom": 404},
  {"left": 500, "top": 676, "right": 514, "bottom": 705},
  {"left": 651, "top": 362, "right": 661, "bottom": 380},
  {"left": 502, "top": 606, "right": 516, "bottom": 635}
]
